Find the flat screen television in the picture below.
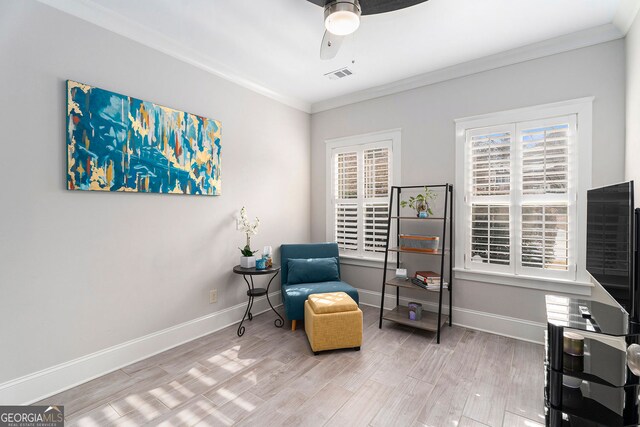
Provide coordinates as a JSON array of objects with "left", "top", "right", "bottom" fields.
[{"left": 586, "top": 181, "right": 636, "bottom": 316}]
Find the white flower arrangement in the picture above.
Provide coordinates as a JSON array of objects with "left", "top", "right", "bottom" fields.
[{"left": 238, "top": 207, "right": 260, "bottom": 256}]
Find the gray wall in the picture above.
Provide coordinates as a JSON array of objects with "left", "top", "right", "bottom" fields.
[
  {"left": 627, "top": 13, "right": 640, "bottom": 201},
  {"left": 311, "top": 40, "right": 626, "bottom": 323},
  {"left": 0, "top": 1, "right": 310, "bottom": 384}
]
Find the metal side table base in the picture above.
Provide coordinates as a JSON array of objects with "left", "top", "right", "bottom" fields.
[{"left": 233, "top": 265, "right": 283, "bottom": 337}]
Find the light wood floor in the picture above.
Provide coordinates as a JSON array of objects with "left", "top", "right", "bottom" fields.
[{"left": 37, "top": 305, "right": 546, "bottom": 427}]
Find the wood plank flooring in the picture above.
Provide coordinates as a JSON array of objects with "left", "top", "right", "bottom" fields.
[{"left": 37, "top": 305, "right": 546, "bottom": 426}]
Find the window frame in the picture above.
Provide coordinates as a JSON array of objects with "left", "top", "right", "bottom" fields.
[
  {"left": 325, "top": 129, "right": 402, "bottom": 269},
  {"left": 454, "top": 98, "right": 594, "bottom": 295}
]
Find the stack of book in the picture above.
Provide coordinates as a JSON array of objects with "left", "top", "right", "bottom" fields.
[{"left": 411, "top": 270, "right": 447, "bottom": 290}]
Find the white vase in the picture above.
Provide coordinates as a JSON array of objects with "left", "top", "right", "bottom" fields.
[{"left": 240, "top": 256, "right": 256, "bottom": 268}]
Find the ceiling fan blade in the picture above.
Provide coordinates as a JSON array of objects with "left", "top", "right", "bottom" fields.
[
  {"left": 305, "top": 0, "right": 430, "bottom": 16},
  {"left": 359, "top": 0, "right": 429, "bottom": 15},
  {"left": 320, "top": 30, "right": 344, "bottom": 60}
]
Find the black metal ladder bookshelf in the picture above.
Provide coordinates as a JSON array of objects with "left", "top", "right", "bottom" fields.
[{"left": 378, "top": 184, "right": 454, "bottom": 344}]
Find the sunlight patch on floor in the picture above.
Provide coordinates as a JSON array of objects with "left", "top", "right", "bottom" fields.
[
  {"left": 142, "top": 403, "right": 162, "bottom": 420},
  {"left": 73, "top": 406, "right": 119, "bottom": 427},
  {"left": 196, "top": 374, "right": 217, "bottom": 387},
  {"left": 215, "top": 388, "right": 237, "bottom": 402},
  {"left": 149, "top": 386, "right": 165, "bottom": 400},
  {"left": 231, "top": 395, "right": 258, "bottom": 411},
  {"left": 170, "top": 382, "right": 195, "bottom": 399},
  {"left": 243, "top": 371, "right": 258, "bottom": 383},
  {"left": 188, "top": 366, "right": 207, "bottom": 378},
  {"left": 124, "top": 394, "right": 143, "bottom": 409}
]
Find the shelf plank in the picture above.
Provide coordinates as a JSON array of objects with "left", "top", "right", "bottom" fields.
[
  {"left": 387, "top": 247, "right": 448, "bottom": 255},
  {"left": 390, "top": 216, "right": 446, "bottom": 221},
  {"left": 553, "top": 337, "right": 635, "bottom": 388},
  {"left": 382, "top": 306, "right": 448, "bottom": 331},
  {"left": 392, "top": 184, "right": 450, "bottom": 189},
  {"left": 549, "top": 381, "right": 626, "bottom": 427},
  {"left": 384, "top": 277, "right": 448, "bottom": 292}
]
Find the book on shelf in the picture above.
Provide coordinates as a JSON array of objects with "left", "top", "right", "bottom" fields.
[
  {"left": 410, "top": 278, "right": 443, "bottom": 290},
  {"left": 415, "top": 270, "right": 442, "bottom": 284}
]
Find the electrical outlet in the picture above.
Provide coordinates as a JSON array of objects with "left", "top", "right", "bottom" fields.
[
  {"left": 209, "top": 289, "right": 217, "bottom": 304},
  {"left": 236, "top": 218, "right": 241, "bottom": 230}
]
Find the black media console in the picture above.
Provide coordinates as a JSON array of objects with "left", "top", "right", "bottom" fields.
[{"left": 545, "top": 295, "right": 640, "bottom": 426}]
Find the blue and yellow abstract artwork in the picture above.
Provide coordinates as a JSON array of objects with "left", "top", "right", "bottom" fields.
[{"left": 66, "top": 80, "right": 221, "bottom": 195}]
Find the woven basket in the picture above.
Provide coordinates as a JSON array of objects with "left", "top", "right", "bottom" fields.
[{"left": 399, "top": 235, "right": 439, "bottom": 253}]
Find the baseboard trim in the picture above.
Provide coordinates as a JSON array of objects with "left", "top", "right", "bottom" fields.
[
  {"left": 0, "top": 292, "right": 282, "bottom": 405},
  {"left": 357, "top": 288, "right": 545, "bottom": 345}
]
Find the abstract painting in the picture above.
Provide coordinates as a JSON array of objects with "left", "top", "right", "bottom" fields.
[{"left": 67, "top": 80, "right": 221, "bottom": 195}]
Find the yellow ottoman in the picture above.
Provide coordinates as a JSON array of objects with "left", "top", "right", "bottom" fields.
[{"left": 304, "top": 292, "right": 363, "bottom": 355}]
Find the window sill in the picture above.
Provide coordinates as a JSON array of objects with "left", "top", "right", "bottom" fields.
[
  {"left": 453, "top": 268, "right": 593, "bottom": 296},
  {"left": 340, "top": 255, "right": 398, "bottom": 269}
]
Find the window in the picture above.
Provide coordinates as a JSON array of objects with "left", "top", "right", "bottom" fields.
[
  {"left": 466, "top": 117, "right": 575, "bottom": 280},
  {"left": 455, "top": 98, "right": 593, "bottom": 293},
  {"left": 326, "top": 130, "right": 401, "bottom": 265}
]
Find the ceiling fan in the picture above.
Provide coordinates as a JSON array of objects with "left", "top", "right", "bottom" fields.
[{"left": 306, "top": 0, "right": 430, "bottom": 60}]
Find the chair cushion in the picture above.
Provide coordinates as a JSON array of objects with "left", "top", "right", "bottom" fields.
[
  {"left": 308, "top": 292, "right": 358, "bottom": 314},
  {"left": 280, "top": 243, "right": 340, "bottom": 287},
  {"left": 287, "top": 257, "right": 340, "bottom": 285},
  {"left": 282, "top": 281, "right": 359, "bottom": 321}
]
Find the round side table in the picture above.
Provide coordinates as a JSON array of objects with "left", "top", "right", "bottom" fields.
[{"left": 232, "top": 265, "right": 283, "bottom": 337}]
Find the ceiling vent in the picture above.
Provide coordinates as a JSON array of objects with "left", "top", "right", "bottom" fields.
[{"left": 325, "top": 67, "right": 354, "bottom": 80}]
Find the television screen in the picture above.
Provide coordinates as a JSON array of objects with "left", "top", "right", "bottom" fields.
[{"left": 586, "top": 182, "right": 635, "bottom": 313}]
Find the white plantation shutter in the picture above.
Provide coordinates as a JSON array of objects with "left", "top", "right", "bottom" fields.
[
  {"left": 336, "top": 152, "right": 358, "bottom": 199},
  {"left": 364, "top": 203, "right": 389, "bottom": 253},
  {"left": 470, "top": 204, "right": 510, "bottom": 266},
  {"left": 363, "top": 148, "right": 390, "bottom": 254},
  {"left": 521, "top": 205, "right": 569, "bottom": 271},
  {"left": 331, "top": 141, "right": 392, "bottom": 258},
  {"left": 335, "top": 151, "right": 359, "bottom": 252},
  {"left": 364, "top": 147, "right": 390, "bottom": 198},
  {"left": 470, "top": 130, "right": 511, "bottom": 197},
  {"left": 464, "top": 115, "right": 577, "bottom": 280},
  {"left": 466, "top": 125, "right": 513, "bottom": 272},
  {"left": 517, "top": 116, "right": 576, "bottom": 279},
  {"left": 521, "top": 123, "right": 570, "bottom": 195},
  {"left": 336, "top": 204, "right": 358, "bottom": 252}
]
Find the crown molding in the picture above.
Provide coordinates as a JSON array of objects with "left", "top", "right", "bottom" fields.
[
  {"left": 36, "top": 0, "right": 312, "bottom": 113},
  {"left": 35, "top": 0, "right": 628, "bottom": 116},
  {"left": 310, "top": 24, "right": 623, "bottom": 114},
  {"left": 613, "top": 0, "right": 640, "bottom": 34}
]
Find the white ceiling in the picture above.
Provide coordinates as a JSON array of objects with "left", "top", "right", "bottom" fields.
[{"left": 40, "top": 0, "right": 638, "bottom": 112}]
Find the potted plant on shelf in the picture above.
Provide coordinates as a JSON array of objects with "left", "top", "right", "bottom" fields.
[
  {"left": 238, "top": 206, "right": 260, "bottom": 268},
  {"left": 400, "top": 186, "right": 436, "bottom": 218}
]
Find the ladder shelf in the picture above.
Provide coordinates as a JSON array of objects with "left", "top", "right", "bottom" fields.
[{"left": 378, "top": 184, "right": 454, "bottom": 344}]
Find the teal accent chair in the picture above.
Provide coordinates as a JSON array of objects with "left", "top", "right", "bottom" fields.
[{"left": 280, "top": 243, "right": 359, "bottom": 330}]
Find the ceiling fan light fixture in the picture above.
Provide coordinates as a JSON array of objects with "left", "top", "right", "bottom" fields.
[{"left": 324, "top": 0, "right": 361, "bottom": 36}]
